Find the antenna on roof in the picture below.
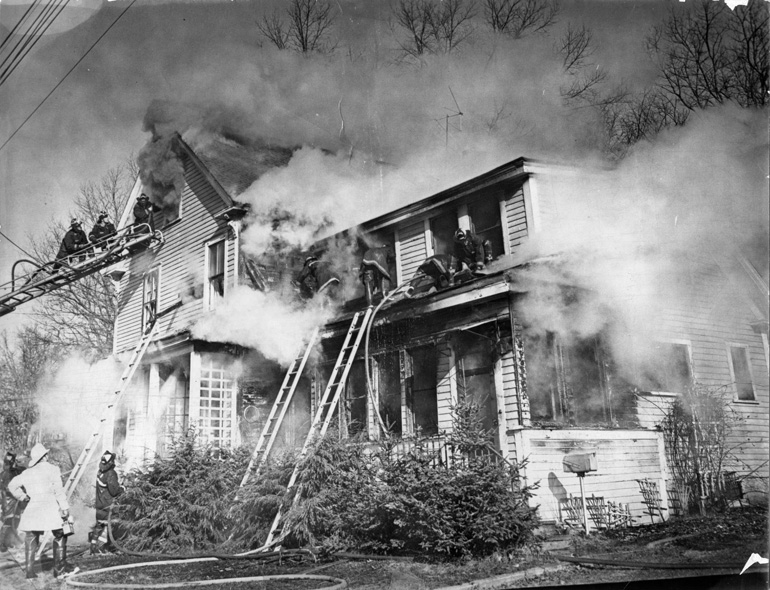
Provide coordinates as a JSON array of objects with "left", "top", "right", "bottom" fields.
[{"left": 434, "top": 86, "right": 464, "bottom": 147}]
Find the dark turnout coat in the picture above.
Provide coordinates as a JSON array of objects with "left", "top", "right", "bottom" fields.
[
  {"left": 56, "top": 227, "right": 88, "bottom": 259},
  {"left": 95, "top": 459, "right": 123, "bottom": 522}
]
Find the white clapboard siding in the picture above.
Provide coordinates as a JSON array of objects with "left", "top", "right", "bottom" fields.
[
  {"left": 522, "top": 429, "right": 666, "bottom": 526},
  {"left": 115, "top": 156, "right": 232, "bottom": 354},
  {"left": 398, "top": 219, "right": 428, "bottom": 283}
]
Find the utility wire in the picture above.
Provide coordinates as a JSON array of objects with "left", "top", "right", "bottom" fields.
[
  {"left": 0, "top": 0, "right": 71, "bottom": 88},
  {"left": 0, "top": 0, "right": 43, "bottom": 52},
  {"left": 0, "top": 0, "right": 62, "bottom": 73},
  {"left": 0, "top": 0, "right": 137, "bottom": 155},
  {"left": 0, "top": 228, "right": 37, "bottom": 260}
]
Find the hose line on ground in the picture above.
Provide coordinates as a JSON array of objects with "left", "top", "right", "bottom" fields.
[{"left": 553, "top": 554, "right": 752, "bottom": 570}]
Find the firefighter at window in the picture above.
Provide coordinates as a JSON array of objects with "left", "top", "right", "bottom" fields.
[
  {"left": 413, "top": 254, "right": 458, "bottom": 293},
  {"left": 88, "top": 451, "right": 123, "bottom": 555},
  {"left": 453, "top": 228, "right": 492, "bottom": 272},
  {"left": 0, "top": 451, "right": 25, "bottom": 552},
  {"left": 53, "top": 219, "right": 89, "bottom": 269},
  {"left": 88, "top": 211, "right": 117, "bottom": 248},
  {"left": 359, "top": 245, "right": 393, "bottom": 306},
  {"left": 297, "top": 256, "right": 320, "bottom": 300},
  {"left": 133, "top": 194, "right": 162, "bottom": 233},
  {"left": 7, "top": 443, "right": 75, "bottom": 579}
]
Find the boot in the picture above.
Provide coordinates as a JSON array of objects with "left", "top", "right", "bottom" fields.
[
  {"left": 24, "top": 533, "right": 39, "bottom": 579},
  {"left": 53, "top": 530, "right": 72, "bottom": 578}
]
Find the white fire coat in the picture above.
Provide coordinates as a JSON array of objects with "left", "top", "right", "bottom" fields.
[{"left": 8, "top": 462, "right": 69, "bottom": 532}]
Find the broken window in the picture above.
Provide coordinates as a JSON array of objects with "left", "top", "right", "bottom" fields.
[
  {"left": 409, "top": 346, "right": 439, "bottom": 436},
  {"left": 142, "top": 267, "right": 160, "bottom": 333},
  {"left": 430, "top": 210, "right": 458, "bottom": 256},
  {"left": 468, "top": 196, "right": 504, "bottom": 261},
  {"left": 376, "top": 352, "right": 403, "bottom": 435},
  {"left": 198, "top": 354, "right": 237, "bottom": 448},
  {"left": 207, "top": 239, "right": 226, "bottom": 306},
  {"left": 639, "top": 342, "right": 692, "bottom": 394},
  {"left": 455, "top": 330, "right": 498, "bottom": 443},
  {"left": 728, "top": 344, "right": 755, "bottom": 401},
  {"left": 523, "top": 331, "right": 611, "bottom": 426}
]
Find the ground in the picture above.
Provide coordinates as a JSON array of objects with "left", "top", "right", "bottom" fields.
[{"left": 0, "top": 505, "right": 766, "bottom": 589}]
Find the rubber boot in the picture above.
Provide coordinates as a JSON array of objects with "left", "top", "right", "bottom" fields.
[
  {"left": 53, "top": 530, "right": 70, "bottom": 578},
  {"left": 24, "top": 532, "right": 39, "bottom": 579}
]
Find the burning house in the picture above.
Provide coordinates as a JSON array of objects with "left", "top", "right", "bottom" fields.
[{"left": 107, "top": 134, "right": 768, "bottom": 529}]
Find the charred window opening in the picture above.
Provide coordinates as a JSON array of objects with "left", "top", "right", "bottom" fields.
[
  {"left": 405, "top": 346, "right": 439, "bottom": 437},
  {"left": 728, "top": 345, "right": 755, "bottom": 401},
  {"left": 638, "top": 342, "right": 692, "bottom": 394},
  {"left": 430, "top": 211, "right": 458, "bottom": 256},
  {"left": 523, "top": 331, "right": 614, "bottom": 426},
  {"left": 344, "top": 360, "right": 368, "bottom": 437},
  {"left": 468, "top": 196, "right": 504, "bottom": 262},
  {"left": 376, "top": 352, "right": 403, "bottom": 435},
  {"left": 455, "top": 328, "right": 498, "bottom": 442}
]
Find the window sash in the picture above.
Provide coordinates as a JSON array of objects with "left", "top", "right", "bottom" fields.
[{"left": 728, "top": 345, "right": 755, "bottom": 401}]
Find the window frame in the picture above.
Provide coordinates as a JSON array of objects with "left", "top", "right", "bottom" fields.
[
  {"left": 645, "top": 339, "right": 694, "bottom": 397},
  {"left": 197, "top": 353, "right": 238, "bottom": 449},
  {"left": 205, "top": 237, "right": 227, "bottom": 308},
  {"left": 141, "top": 266, "right": 160, "bottom": 334},
  {"left": 726, "top": 342, "right": 757, "bottom": 403}
]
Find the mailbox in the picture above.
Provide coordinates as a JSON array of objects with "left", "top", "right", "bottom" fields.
[{"left": 562, "top": 451, "right": 598, "bottom": 474}]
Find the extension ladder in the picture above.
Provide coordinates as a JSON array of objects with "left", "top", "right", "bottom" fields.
[
  {"left": 262, "top": 307, "right": 373, "bottom": 549},
  {"left": 236, "top": 327, "right": 321, "bottom": 494},
  {"left": 63, "top": 321, "right": 160, "bottom": 498}
]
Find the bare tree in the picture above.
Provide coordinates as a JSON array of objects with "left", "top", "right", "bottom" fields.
[
  {"left": 391, "top": 0, "right": 476, "bottom": 58},
  {"left": 558, "top": 23, "right": 593, "bottom": 73},
  {"left": 258, "top": 0, "right": 337, "bottom": 54},
  {"left": 25, "top": 161, "right": 136, "bottom": 361},
  {"left": 0, "top": 326, "right": 61, "bottom": 452},
  {"left": 557, "top": 23, "right": 610, "bottom": 105},
  {"left": 483, "top": 0, "right": 558, "bottom": 38},
  {"left": 646, "top": 0, "right": 768, "bottom": 110}
]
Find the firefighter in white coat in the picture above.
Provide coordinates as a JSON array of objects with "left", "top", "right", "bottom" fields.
[{"left": 7, "top": 443, "right": 74, "bottom": 579}]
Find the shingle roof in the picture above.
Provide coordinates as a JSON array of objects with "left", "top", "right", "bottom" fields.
[{"left": 193, "top": 138, "right": 294, "bottom": 199}]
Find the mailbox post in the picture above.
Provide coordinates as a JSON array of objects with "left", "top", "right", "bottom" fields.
[{"left": 563, "top": 451, "right": 598, "bottom": 534}]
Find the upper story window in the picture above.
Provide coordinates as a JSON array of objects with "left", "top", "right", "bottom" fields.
[
  {"left": 640, "top": 341, "right": 692, "bottom": 394},
  {"left": 430, "top": 210, "right": 458, "bottom": 256},
  {"left": 727, "top": 344, "right": 756, "bottom": 401},
  {"left": 468, "top": 196, "right": 504, "bottom": 261},
  {"left": 142, "top": 267, "right": 160, "bottom": 333},
  {"left": 207, "top": 239, "right": 226, "bottom": 306}
]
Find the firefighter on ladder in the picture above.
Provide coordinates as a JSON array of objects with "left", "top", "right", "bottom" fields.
[
  {"left": 89, "top": 451, "right": 123, "bottom": 555},
  {"left": 53, "top": 219, "right": 89, "bottom": 269},
  {"left": 359, "top": 245, "right": 393, "bottom": 306}
]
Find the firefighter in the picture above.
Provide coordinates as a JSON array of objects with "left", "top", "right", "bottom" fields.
[
  {"left": 359, "top": 245, "right": 393, "bottom": 306},
  {"left": 53, "top": 219, "right": 89, "bottom": 269},
  {"left": 88, "top": 211, "right": 117, "bottom": 247},
  {"left": 0, "top": 452, "right": 25, "bottom": 552},
  {"left": 133, "top": 194, "right": 161, "bottom": 233},
  {"left": 89, "top": 451, "right": 123, "bottom": 555},
  {"left": 453, "top": 229, "right": 492, "bottom": 272},
  {"left": 297, "top": 256, "right": 320, "bottom": 300},
  {"left": 413, "top": 253, "right": 458, "bottom": 292},
  {"left": 7, "top": 443, "right": 74, "bottom": 579}
]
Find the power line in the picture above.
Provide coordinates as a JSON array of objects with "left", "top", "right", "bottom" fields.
[
  {"left": 0, "top": 0, "right": 44, "bottom": 53},
  {"left": 0, "top": 0, "right": 137, "bottom": 155},
  {"left": 0, "top": 0, "right": 72, "bottom": 88}
]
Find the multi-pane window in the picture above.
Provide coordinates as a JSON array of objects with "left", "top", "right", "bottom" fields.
[
  {"left": 468, "top": 196, "right": 504, "bottom": 261},
  {"left": 198, "top": 355, "right": 236, "bottom": 448},
  {"left": 207, "top": 240, "right": 226, "bottom": 305},
  {"left": 728, "top": 345, "right": 755, "bottom": 401},
  {"left": 142, "top": 268, "right": 159, "bottom": 333},
  {"left": 157, "top": 363, "right": 189, "bottom": 458}
]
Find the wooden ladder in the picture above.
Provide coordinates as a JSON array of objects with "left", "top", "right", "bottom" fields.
[
  {"left": 236, "top": 327, "right": 320, "bottom": 496},
  {"left": 262, "top": 307, "right": 373, "bottom": 549}
]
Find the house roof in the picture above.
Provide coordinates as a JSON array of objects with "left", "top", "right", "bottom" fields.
[{"left": 191, "top": 137, "right": 294, "bottom": 200}]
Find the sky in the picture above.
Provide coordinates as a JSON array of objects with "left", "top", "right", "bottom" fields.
[{"left": 0, "top": 0, "right": 767, "bottom": 342}]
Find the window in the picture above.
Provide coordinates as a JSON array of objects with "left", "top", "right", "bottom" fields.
[
  {"left": 409, "top": 346, "right": 438, "bottom": 436},
  {"left": 142, "top": 268, "right": 160, "bottom": 333},
  {"left": 455, "top": 330, "right": 498, "bottom": 442},
  {"left": 344, "top": 361, "right": 368, "bottom": 437},
  {"left": 376, "top": 353, "right": 403, "bottom": 435},
  {"left": 639, "top": 341, "right": 692, "bottom": 394},
  {"left": 468, "top": 196, "right": 504, "bottom": 261},
  {"left": 198, "top": 355, "right": 237, "bottom": 448},
  {"left": 430, "top": 211, "right": 458, "bottom": 256},
  {"left": 156, "top": 362, "right": 189, "bottom": 458},
  {"left": 207, "top": 240, "right": 226, "bottom": 306},
  {"left": 728, "top": 344, "right": 755, "bottom": 401}
]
